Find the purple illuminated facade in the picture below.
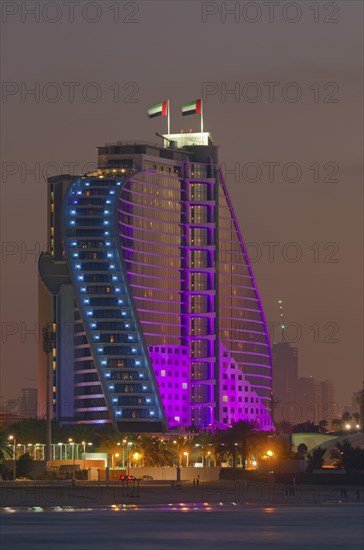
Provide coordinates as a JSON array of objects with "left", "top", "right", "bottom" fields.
[{"left": 39, "top": 133, "right": 273, "bottom": 432}]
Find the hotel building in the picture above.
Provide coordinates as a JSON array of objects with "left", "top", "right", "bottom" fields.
[{"left": 38, "top": 133, "right": 273, "bottom": 432}]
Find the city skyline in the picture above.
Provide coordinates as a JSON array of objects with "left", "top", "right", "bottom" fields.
[
  {"left": 1, "top": 5, "right": 363, "bottom": 549},
  {"left": 1, "top": 2, "right": 363, "bottom": 412}
]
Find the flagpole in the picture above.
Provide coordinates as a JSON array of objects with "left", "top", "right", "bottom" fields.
[
  {"left": 200, "top": 100, "right": 204, "bottom": 135},
  {"left": 167, "top": 100, "right": 170, "bottom": 135}
]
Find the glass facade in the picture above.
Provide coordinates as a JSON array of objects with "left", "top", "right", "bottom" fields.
[
  {"left": 218, "top": 176, "right": 272, "bottom": 411},
  {"left": 42, "top": 136, "right": 273, "bottom": 432},
  {"left": 63, "top": 177, "right": 167, "bottom": 430}
]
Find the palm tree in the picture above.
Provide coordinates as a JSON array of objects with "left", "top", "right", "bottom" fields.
[
  {"left": 307, "top": 447, "right": 326, "bottom": 472},
  {"left": 331, "top": 418, "right": 341, "bottom": 433},
  {"left": 292, "top": 421, "right": 319, "bottom": 433},
  {"left": 168, "top": 435, "right": 194, "bottom": 466},
  {"left": 215, "top": 427, "right": 238, "bottom": 468},
  {"left": 218, "top": 421, "right": 257, "bottom": 470},
  {"left": 0, "top": 432, "right": 13, "bottom": 461},
  {"left": 194, "top": 431, "right": 221, "bottom": 467},
  {"left": 63, "top": 424, "right": 97, "bottom": 445},
  {"left": 330, "top": 440, "right": 364, "bottom": 473},
  {"left": 137, "top": 436, "right": 173, "bottom": 466},
  {"left": 319, "top": 420, "right": 328, "bottom": 433},
  {"left": 4, "top": 419, "right": 46, "bottom": 444},
  {"left": 352, "top": 412, "right": 360, "bottom": 428},
  {"left": 275, "top": 420, "right": 292, "bottom": 435},
  {"left": 341, "top": 411, "right": 352, "bottom": 429}
]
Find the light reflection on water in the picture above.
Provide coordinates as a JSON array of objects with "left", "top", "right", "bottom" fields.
[
  {"left": 2, "top": 502, "right": 253, "bottom": 513},
  {"left": 2, "top": 500, "right": 363, "bottom": 514},
  {"left": 2, "top": 503, "right": 363, "bottom": 549}
]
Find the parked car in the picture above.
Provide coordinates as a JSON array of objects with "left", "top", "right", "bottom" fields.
[{"left": 119, "top": 475, "right": 137, "bottom": 481}]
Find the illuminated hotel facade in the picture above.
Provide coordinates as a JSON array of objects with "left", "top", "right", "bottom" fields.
[{"left": 38, "top": 133, "right": 273, "bottom": 432}]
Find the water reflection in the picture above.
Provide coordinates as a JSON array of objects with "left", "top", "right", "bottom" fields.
[{"left": 2, "top": 502, "right": 226, "bottom": 513}]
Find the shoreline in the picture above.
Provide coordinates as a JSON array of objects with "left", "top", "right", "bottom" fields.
[{"left": 1, "top": 480, "right": 363, "bottom": 508}]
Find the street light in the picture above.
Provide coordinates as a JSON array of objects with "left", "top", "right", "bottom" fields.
[
  {"left": 127, "top": 442, "right": 133, "bottom": 475},
  {"left": 42, "top": 324, "right": 56, "bottom": 465},
  {"left": 133, "top": 452, "right": 141, "bottom": 467},
  {"left": 112, "top": 452, "right": 120, "bottom": 471},
  {"left": 68, "top": 438, "right": 75, "bottom": 480},
  {"left": 173, "top": 440, "right": 180, "bottom": 466},
  {"left": 122, "top": 439, "right": 127, "bottom": 468},
  {"left": 8, "top": 435, "right": 16, "bottom": 480},
  {"left": 183, "top": 451, "right": 189, "bottom": 467}
]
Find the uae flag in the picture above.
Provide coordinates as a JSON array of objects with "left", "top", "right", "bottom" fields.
[
  {"left": 182, "top": 98, "right": 202, "bottom": 116},
  {"left": 147, "top": 100, "right": 168, "bottom": 118}
]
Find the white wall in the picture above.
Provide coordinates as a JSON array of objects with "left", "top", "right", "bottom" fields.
[{"left": 128, "top": 466, "right": 220, "bottom": 481}]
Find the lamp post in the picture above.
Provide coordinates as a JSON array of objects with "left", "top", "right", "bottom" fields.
[
  {"left": 8, "top": 435, "right": 16, "bottom": 480},
  {"left": 127, "top": 442, "right": 133, "bottom": 475},
  {"left": 42, "top": 324, "right": 56, "bottom": 465},
  {"left": 68, "top": 438, "right": 75, "bottom": 480},
  {"left": 82, "top": 441, "right": 86, "bottom": 470},
  {"left": 133, "top": 452, "right": 141, "bottom": 468},
  {"left": 207, "top": 451, "right": 211, "bottom": 467},
  {"left": 122, "top": 439, "right": 127, "bottom": 468},
  {"left": 183, "top": 451, "right": 189, "bottom": 468},
  {"left": 112, "top": 452, "right": 120, "bottom": 471},
  {"left": 173, "top": 440, "right": 180, "bottom": 466},
  {"left": 82, "top": 441, "right": 93, "bottom": 470}
]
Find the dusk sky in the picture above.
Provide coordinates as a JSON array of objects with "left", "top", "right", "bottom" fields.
[{"left": 1, "top": 0, "right": 363, "bottom": 410}]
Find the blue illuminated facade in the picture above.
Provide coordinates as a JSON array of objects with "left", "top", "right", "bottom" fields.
[{"left": 63, "top": 176, "right": 167, "bottom": 431}]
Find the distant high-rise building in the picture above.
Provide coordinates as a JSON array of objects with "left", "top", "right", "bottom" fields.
[
  {"left": 38, "top": 133, "right": 273, "bottom": 433},
  {"left": 297, "top": 376, "right": 321, "bottom": 423},
  {"left": 272, "top": 342, "right": 298, "bottom": 423},
  {"left": 350, "top": 389, "right": 361, "bottom": 415},
  {"left": 319, "top": 380, "right": 335, "bottom": 421},
  {"left": 19, "top": 388, "right": 38, "bottom": 419},
  {"left": 358, "top": 383, "right": 364, "bottom": 427}
]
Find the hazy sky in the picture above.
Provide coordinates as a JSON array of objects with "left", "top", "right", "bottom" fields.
[{"left": 1, "top": 1, "right": 363, "bottom": 411}]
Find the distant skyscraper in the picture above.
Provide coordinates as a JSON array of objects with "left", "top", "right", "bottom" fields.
[
  {"left": 19, "top": 388, "right": 38, "bottom": 418},
  {"left": 272, "top": 342, "right": 298, "bottom": 423},
  {"left": 319, "top": 380, "right": 335, "bottom": 420},
  {"left": 297, "top": 376, "right": 321, "bottom": 423},
  {"left": 38, "top": 132, "right": 273, "bottom": 432},
  {"left": 1, "top": 388, "right": 38, "bottom": 421},
  {"left": 296, "top": 377, "right": 335, "bottom": 424}
]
